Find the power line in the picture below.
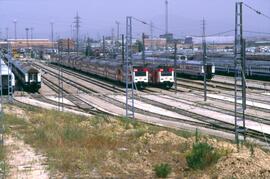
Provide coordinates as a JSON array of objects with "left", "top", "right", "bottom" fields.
[
  {"left": 132, "top": 17, "right": 165, "bottom": 32},
  {"left": 243, "top": 3, "right": 270, "bottom": 20},
  {"left": 190, "top": 29, "right": 235, "bottom": 38},
  {"left": 244, "top": 30, "right": 270, "bottom": 35}
]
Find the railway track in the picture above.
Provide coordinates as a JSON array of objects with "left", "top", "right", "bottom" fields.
[
  {"left": 177, "top": 75, "right": 270, "bottom": 94},
  {"left": 26, "top": 64, "right": 103, "bottom": 115},
  {"left": 33, "top": 61, "right": 270, "bottom": 144},
  {"left": 41, "top": 75, "right": 102, "bottom": 115},
  {"left": 147, "top": 82, "right": 270, "bottom": 120},
  {"left": 176, "top": 76, "right": 270, "bottom": 105}
]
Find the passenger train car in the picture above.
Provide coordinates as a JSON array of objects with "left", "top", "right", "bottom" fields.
[
  {"left": 4, "top": 56, "right": 41, "bottom": 92},
  {"left": 176, "top": 61, "right": 215, "bottom": 80},
  {"left": 209, "top": 57, "right": 270, "bottom": 80},
  {"left": 133, "top": 60, "right": 175, "bottom": 89},
  {"left": 54, "top": 56, "right": 149, "bottom": 90},
  {"left": 132, "top": 56, "right": 215, "bottom": 80},
  {"left": 0, "top": 59, "right": 15, "bottom": 94},
  {"left": 147, "top": 65, "right": 174, "bottom": 89}
]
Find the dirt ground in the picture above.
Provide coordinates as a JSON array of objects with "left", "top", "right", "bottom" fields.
[{"left": 5, "top": 135, "right": 49, "bottom": 179}]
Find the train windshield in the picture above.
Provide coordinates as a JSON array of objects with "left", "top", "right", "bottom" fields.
[
  {"left": 135, "top": 71, "right": 147, "bottom": 77},
  {"left": 29, "top": 73, "right": 37, "bottom": 82},
  {"left": 160, "top": 68, "right": 173, "bottom": 76},
  {"left": 161, "top": 71, "right": 172, "bottom": 76}
]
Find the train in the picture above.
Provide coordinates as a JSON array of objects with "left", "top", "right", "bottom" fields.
[
  {"left": 51, "top": 55, "right": 176, "bottom": 89},
  {"left": 146, "top": 64, "right": 174, "bottom": 89},
  {"left": 54, "top": 55, "right": 149, "bottom": 90},
  {"left": 0, "top": 59, "right": 15, "bottom": 94},
  {"left": 3, "top": 55, "right": 42, "bottom": 92},
  {"left": 132, "top": 56, "right": 215, "bottom": 80},
  {"left": 176, "top": 60, "right": 215, "bottom": 80},
  {"left": 208, "top": 57, "right": 270, "bottom": 80}
]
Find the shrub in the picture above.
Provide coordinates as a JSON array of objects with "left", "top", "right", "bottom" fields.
[
  {"left": 153, "top": 163, "right": 172, "bottom": 178},
  {"left": 63, "top": 124, "right": 86, "bottom": 141},
  {"left": 195, "top": 128, "right": 199, "bottom": 143},
  {"left": 186, "top": 142, "right": 221, "bottom": 170}
]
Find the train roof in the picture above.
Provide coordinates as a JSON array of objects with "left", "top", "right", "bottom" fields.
[
  {"left": 133, "top": 56, "right": 212, "bottom": 66},
  {"left": 11, "top": 58, "right": 40, "bottom": 74}
]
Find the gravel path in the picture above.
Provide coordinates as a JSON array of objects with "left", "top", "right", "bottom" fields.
[{"left": 5, "top": 135, "right": 49, "bottom": 179}]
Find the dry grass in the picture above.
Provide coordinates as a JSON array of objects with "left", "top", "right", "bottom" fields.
[{"left": 4, "top": 104, "right": 249, "bottom": 178}]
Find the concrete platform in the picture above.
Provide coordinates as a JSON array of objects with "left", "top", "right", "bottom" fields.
[
  {"left": 45, "top": 96, "right": 75, "bottom": 106},
  {"left": 208, "top": 94, "right": 270, "bottom": 110},
  {"left": 125, "top": 94, "right": 270, "bottom": 135},
  {"left": 110, "top": 95, "right": 204, "bottom": 123},
  {"left": 15, "top": 97, "right": 91, "bottom": 117}
]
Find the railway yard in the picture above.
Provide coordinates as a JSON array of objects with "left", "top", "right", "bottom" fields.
[
  {"left": 11, "top": 59, "right": 270, "bottom": 145},
  {"left": 0, "top": 55, "right": 269, "bottom": 178},
  {"left": 1, "top": 0, "right": 270, "bottom": 178}
]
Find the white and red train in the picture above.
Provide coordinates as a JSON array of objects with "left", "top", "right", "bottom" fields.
[
  {"left": 52, "top": 56, "right": 175, "bottom": 90},
  {"left": 146, "top": 64, "right": 174, "bottom": 89}
]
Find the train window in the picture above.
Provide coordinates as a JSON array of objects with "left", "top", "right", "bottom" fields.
[
  {"left": 161, "top": 71, "right": 172, "bottom": 76},
  {"left": 29, "top": 73, "right": 37, "bottom": 82},
  {"left": 135, "top": 71, "right": 147, "bottom": 77}
]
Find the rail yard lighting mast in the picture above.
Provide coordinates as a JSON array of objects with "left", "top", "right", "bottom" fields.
[
  {"left": 74, "top": 12, "right": 81, "bottom": 56},
  {"left": 50, "top": 22, "right": 54, "bottom": 51},
  {"left": 13, "top": 20, "right": 17, "bottom": 49},
  {"left": 165, "top": 0, "right": 169, "bottom": 51},
  {"left": 234, "top": 1, "right": 246, "bottom": 149},
  {"left": 25, "top": 28, "right": 29, "bottom": 49},
  {"left": 142, "top": 33, "right": 145, "bottom": 65}
]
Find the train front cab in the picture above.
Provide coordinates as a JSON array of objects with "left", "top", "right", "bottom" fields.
[
  {"left": 155, "top": 66, "right": 174, "bottom": 89},
  {"left": 133, "top": 66, "right": 148, "bottom": 90},
  {"left": 25, "top": 68, "right": 41, "bottom": 91},
  {"left": 204, "top": 63, "right": 215, "bottom": 80}
]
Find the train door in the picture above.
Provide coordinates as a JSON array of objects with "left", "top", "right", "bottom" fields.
[
  {"left": 206, "top": 64, "right": 212, "bottom": 78},
  {"left": 116, "top": 69, "right": 122, "bottom": 82}
]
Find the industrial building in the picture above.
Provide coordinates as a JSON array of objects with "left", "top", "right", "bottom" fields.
[{"left": 0, "top": 39, "right": 56, "bottom": 49}]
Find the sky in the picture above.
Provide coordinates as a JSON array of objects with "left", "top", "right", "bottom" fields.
[{"left": 0, "top": 0, "right": 269, "bottom": 40}]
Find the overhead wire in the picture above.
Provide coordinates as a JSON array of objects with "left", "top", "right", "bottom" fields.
[
  {"left": 243, "top": 3, "right": 270, "bottom": 21},
  {"left": 187, "top": 29, "right": 235, "bottom": 38},
  {"left": 132, "top": 16, "right": 165, "bottom": 32},
  {"left": 244, "top": 30, "right": 270, "bottom": 35}
]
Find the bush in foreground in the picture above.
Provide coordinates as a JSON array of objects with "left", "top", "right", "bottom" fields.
[
  {"left": 186, "top": 142, "right": 221, "bottom": 170},
  {"left": 153, "top": 163, "right": 172, "bottom": 178}
]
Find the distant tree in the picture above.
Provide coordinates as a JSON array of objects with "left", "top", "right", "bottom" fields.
[
  {"left": 135, "top": 40, "right": 143, "bottom": 52},
  {"left": 85, "top": 38, "right": 93, "bottom": 56}
]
